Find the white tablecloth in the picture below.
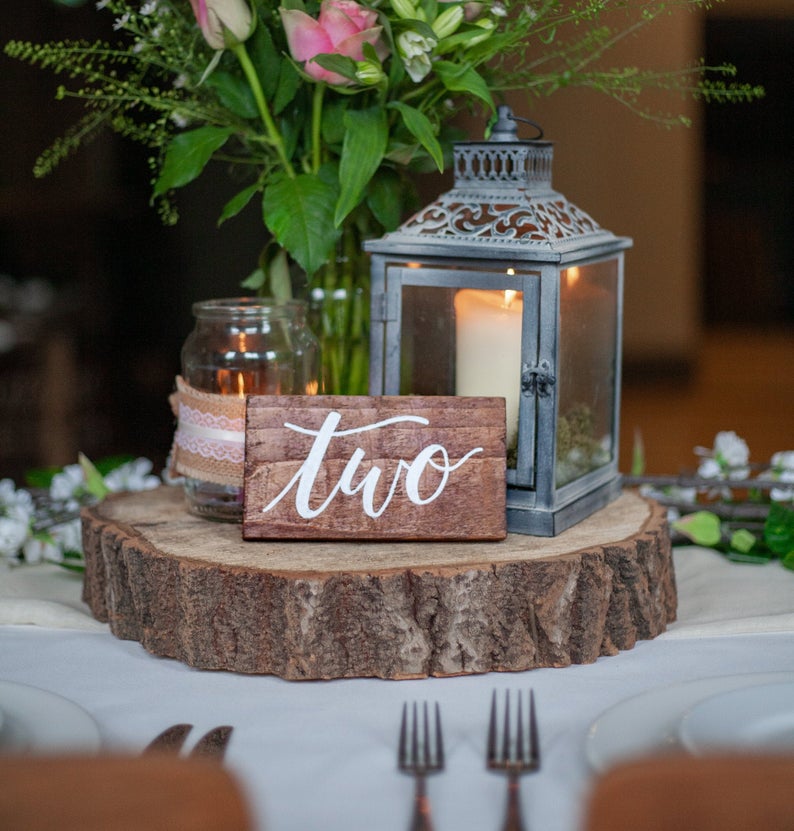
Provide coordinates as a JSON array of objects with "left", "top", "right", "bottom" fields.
[{"left": 2, "top": 547, "right": 794, "bottom": 831}]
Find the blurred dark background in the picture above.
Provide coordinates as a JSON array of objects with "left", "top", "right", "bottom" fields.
[
  {"left": 1, "top": 0, "right": 269, "bottom": 478},
  {"left": 1, "top": 0, "right": 791, "bottom": 481}
]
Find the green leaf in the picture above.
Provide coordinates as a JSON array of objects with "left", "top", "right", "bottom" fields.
[
  {"left": 249, "top": 24, "right": 300, "bottom": 113},
  {"left": 273, "top": 60, "right": 303, "bottom": 115},
  {"left": 263, "top": 174, "right": 340, "bottom": 276},
  {"left": 672, "top": 511, "right": 722, "bottom": 547},
  {"left": 391, "top": 17, "right": 437, "bottom": 41},
  {"left": 23, "top": 466, "right": 62, "bottom": 489},
  {"left": 726, "top": 548, "right": 774, "bottom": 565},
  {"left": 153, "top": 126, "right": 234, "bottom": 196},
  {"left": 367, "top": 167, "right": 405, "bottom": 231},
  {"left": 387, "top": 101, "right": 443, "bottom": 172},
  {"left": 321, "top": 98, "right": 348, "bottom": 146},
  {"left": 418, "top": 0, "right": 438, "bottom": 24},
  {"left": 205, "top": 71, "right": 257, "bottom": 119},
  {"left": 385, "top": 139, "right": 421, "bottom": 166},
  {"left": 92, "top": 454, "right": 135, "bottom": 476},
  {"left": 241, "top": 267, "right": 265, "bottom": 291},
  {"left": 78, "top": 452, "right": 110, "bottom": 500},
  {"left": 436, "top": 26, "right": 495, "bottom": 53},
  {"left": 259, "top": 241, "right": 293, "bottom": 302},
  {"left": 62, "top": 549, "right": 84, "bottom": 561},
  {"left": 433, "top": 60, "right": 494, "bottom": 111},
  {"left": 764, "top": 501, "right": 794, "bottom": 556},
  {"left": 335, "top": 107, "right": 388, "bottom": 226},
  {"left": 730, "top": 527, "right": 757, "bottom": 555},
  {"left": 196, "top": 49, "right": 223, "bottom": 86},
  {"left": 219, "top": 183, "right": 260, "bottom": 225},
  {"left": 57, "top": 560, "right": 86, "bottom": 573},
  {"left": 312, "top": 53, "right": 358, "bottom": 82},
  {"left": 248, "top": 24, "right": 280, "bottom": 100}
]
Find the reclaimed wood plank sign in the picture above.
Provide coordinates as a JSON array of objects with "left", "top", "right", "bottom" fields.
[{"left": 243, "top": 395, "right": 507, "bottom": 541}]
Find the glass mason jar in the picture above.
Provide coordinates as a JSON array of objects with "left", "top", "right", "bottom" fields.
[{"left": 177, "top": 297, "right": 320, "bottom": 522}]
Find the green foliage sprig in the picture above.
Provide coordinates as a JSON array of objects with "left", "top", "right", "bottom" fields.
[
  {"left": 1, "top": 455, "right": 163, "bottom": 572},
  {"left": 672, "top": 503, "right": 794, "bottom": 568},
  {"left": 629, "top": 433, "right": 794, "bottom": 570}
]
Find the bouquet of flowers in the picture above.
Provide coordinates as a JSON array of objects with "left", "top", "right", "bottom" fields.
[{"left": 5, "top": 0, "right": 762, "bottom": 391}]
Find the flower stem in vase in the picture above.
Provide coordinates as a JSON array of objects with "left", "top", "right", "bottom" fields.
[{"left": 308, "top": 223, "right": 370, "bottom": 395}]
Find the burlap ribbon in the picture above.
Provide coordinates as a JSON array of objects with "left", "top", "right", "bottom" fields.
[{"left": 169, "top": 376, "right": 246, "bottom": 487}]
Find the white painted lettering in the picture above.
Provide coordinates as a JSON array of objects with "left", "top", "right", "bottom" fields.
[{"left": 260, "top": 411, "right": 482, "bottom": 519}]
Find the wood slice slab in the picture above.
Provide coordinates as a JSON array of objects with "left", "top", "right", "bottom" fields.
[{"left": 81, "top": 487, "right": 676, "bottom": 680}]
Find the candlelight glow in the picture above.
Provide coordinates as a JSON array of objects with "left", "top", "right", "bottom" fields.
[
  {"left": 216, "top": 369, "right": 248, "bottom": 398},
  {"left": 305, "top": 379, "right": 319, "bottom": 395},
  {"left": 565, "top": 266, "right": 581, "bottom": 289},
  {"left": 503, "top": 289, "right": 518, "bottom": 309}
]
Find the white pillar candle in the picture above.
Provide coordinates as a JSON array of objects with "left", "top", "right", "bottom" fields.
[{"left": 454, "top": 288, "right": 523, "bottom": 448}]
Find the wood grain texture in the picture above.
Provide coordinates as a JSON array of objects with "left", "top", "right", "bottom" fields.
[
  {"left": 243, "top": 395, "right": 506, "bottom": 540},
  {"left": 81, "top": 487, "right": 676, "bottom": 680}
]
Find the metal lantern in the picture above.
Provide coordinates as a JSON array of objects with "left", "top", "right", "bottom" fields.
[{"left": 365, "top": 106, "right": 632, "bottom": 536}]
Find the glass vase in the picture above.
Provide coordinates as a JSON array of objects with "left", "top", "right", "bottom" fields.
[
  {"left": 307, "top": 223, "right": 370, "bottom": 395},
  {"left": 174, "top": 297, "right": 319, "bottom": 522}
]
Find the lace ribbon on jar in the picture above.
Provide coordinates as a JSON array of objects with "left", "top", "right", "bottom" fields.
[{"left": 169, "top": 376, "right": 247, "bottom": 487}]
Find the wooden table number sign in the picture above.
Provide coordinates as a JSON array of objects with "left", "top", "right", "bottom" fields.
[{"left": 243, "top": 395, "right": 507, "bottom": 541}]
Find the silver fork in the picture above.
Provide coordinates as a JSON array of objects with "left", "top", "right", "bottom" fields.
[
  {"left": 487, "top": 690, "right": 541, "bottom": 831},
  {"left": 398, "top": 701, "right": 445, "bottom": 831}
]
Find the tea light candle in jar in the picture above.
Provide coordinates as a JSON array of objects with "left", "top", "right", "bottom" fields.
[
  {"left": 174, "top": 298, "right": 320, "bottom": 522},
  {"left": 454, "top": 288, "right": 523, "bottom": 449}
]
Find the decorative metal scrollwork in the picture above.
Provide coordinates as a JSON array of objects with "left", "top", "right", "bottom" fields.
[
  {"left": 522, "top": 360, "right": 556, "bottom": 398},
  {"left": 399, "top": 196, "right": 604, "bottom": 245}
]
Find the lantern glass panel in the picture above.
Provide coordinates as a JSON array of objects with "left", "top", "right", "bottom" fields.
[
  {"left": 399, "top": 285, "right": 456, "bottom": 396},
  {"left": 395, "top": 266, "right": 536, "bottom": 470},
  {"left": 556, "top": 258, "right": 619, "bottom": 487}
]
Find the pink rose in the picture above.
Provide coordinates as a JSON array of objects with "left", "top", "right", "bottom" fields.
[
  {"left": 190, "top": 0, "right": 254, "bottom": 50},
  {"left": 280, "top": 0, "right": 388, "bottom": 85}
]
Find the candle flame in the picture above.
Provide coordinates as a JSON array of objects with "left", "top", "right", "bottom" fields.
[
  {"left": 216, "top": 369, "right": 248, "bottom": 398},
  {"left": 305, "top": 379, "right": 319, "bottom": 396},
  {"left": 503, "top": 289, "right": 518, "bottom": 309},
  {"left": 565, "top": 266, "right": 581, "bottom": 288}
]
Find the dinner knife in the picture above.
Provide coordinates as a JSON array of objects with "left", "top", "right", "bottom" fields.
[
  {"left": 189, "top": 725, "right": 234, "bottom": 762},
  {"left": 143, "top": 723, "right": 193, "bottom": 754}
]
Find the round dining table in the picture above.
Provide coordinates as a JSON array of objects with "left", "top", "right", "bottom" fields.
[{"left": 2, "top": 543, "right": 793, "bottom": 831}]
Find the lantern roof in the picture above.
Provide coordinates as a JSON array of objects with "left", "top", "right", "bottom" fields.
[{"left": 365, "top": 106, "right": 631, "bottom": 263}]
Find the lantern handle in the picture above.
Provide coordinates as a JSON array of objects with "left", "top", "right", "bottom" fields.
[{"left": 489, "top": 105, "right": 544, "bottom": 142}]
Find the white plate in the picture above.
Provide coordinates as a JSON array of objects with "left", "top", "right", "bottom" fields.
[
  {"left": 585, "top": 672, "right": 794, "bottom": 772},
  {"left": 0, "top": 681, "right": 101, "bottom": 753},
  {"left": 679, "top": 681, "right": 794, "bottom": 755}
]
